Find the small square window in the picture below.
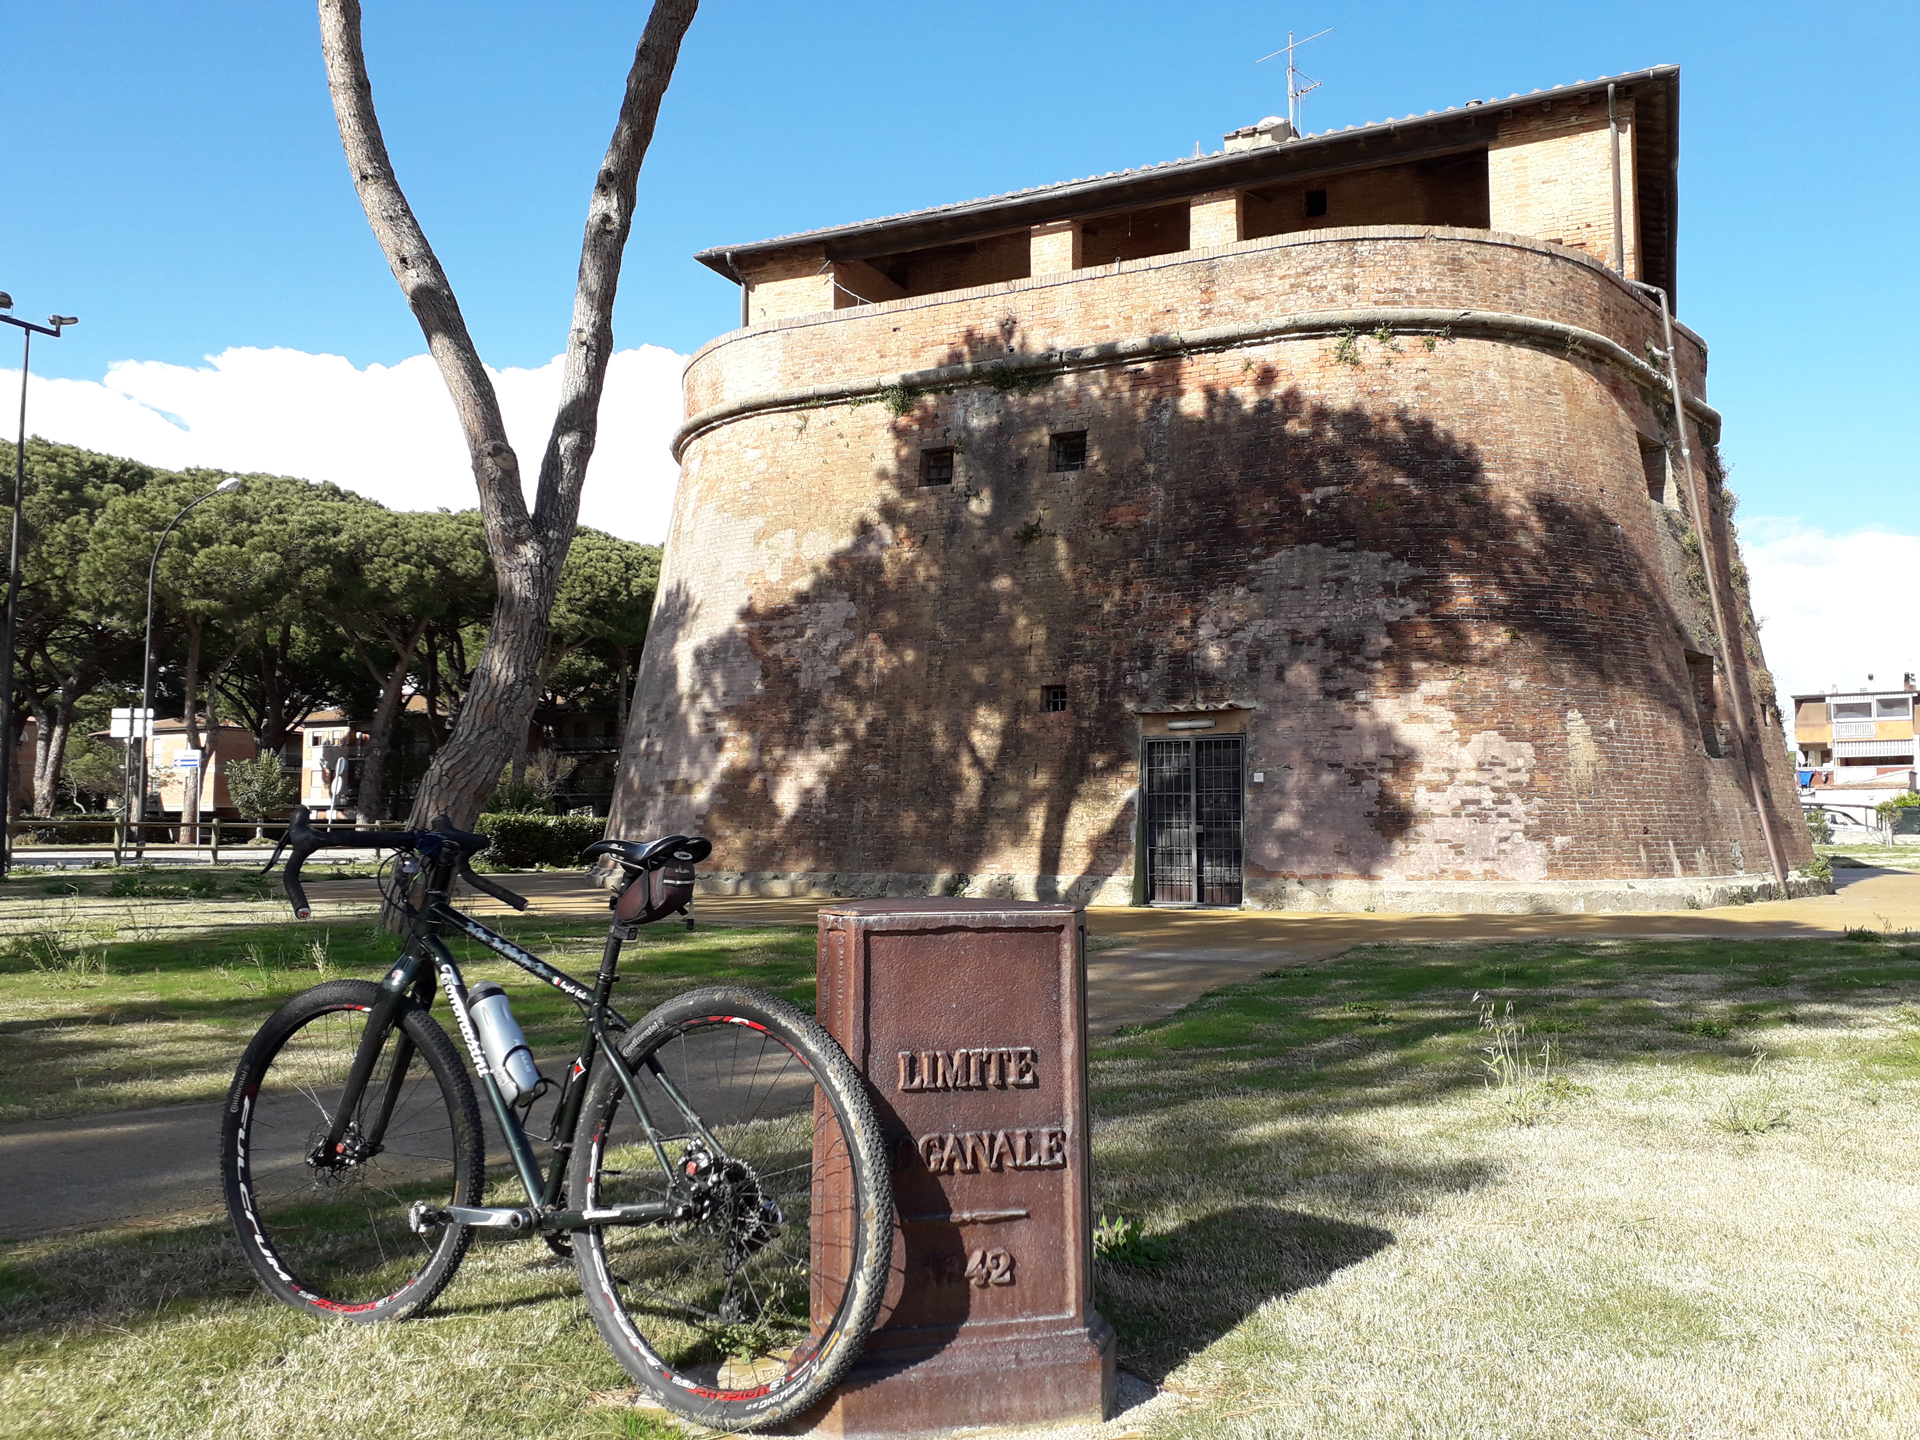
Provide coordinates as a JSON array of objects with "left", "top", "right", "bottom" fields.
[
  {"left": 920, "top": 447, "right": 954, "bottom": 486},
  {"left": 1305, "top": 189, "right": 1328, "bottom": 218},
  {"left": 1048, "top": 431, "right": 1087, "bottom": 473},
  {"left": 1043, "top": 685, "right": 1069, "bottom": 713}
]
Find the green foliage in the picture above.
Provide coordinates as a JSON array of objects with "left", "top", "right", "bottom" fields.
[
  {"left": 1093, "top": 1212, "right": 1171, "bottom": 1268},
  {"left": 876, "top": 382, "right": 922, "bottom": 417},
  {"left": 224, "top": 754, "right": 296, "bottom": 819},
  {"left": 57, "top": 734, "right": 124, "bottom": 810},
  {"left": 1330, "top": 327, "right": 1363, "bottom": 367},
  {"left": 977, "top": 367, "right": 1053, "bottom": 397},
  {"left": 1805, "top": 808, "right": 1832, "bottom": 845},
  {"left": 475, "top": 812, "right": 606, "bottom": 868},
  {"left": 1875, "top": 791, "right": 1920, "bottom": 822}
]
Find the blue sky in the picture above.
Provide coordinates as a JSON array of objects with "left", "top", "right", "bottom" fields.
[{"left": 2, "top": 1, "right": 1917, "bottom": 692}]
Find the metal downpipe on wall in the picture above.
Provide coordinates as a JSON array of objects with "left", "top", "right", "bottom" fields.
[
  {"left": 1608, "top": 84, "right": 1626, "bottom": 275},
  {"left": 1632, "top": 279, "right": 1792, "bottom": 897}
]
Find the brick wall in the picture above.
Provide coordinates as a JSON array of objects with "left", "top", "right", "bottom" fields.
[
  {"left": 616, "top": 227, "right": 1806, "bottom": 905},
  {"left": 1489, "top": 98, "right": 1639, "bottom": 276}
]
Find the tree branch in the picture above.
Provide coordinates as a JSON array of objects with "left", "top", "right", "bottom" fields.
[
  {"left": 316, "top": 0, "right": 528, "bottom": 552},
  {"left": 533, "top": 0, "right": 699, "bottom": 542}
]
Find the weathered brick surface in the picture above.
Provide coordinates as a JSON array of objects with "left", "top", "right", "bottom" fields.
[
  {"left": 1490, "top": 100, "right": 1639, "bottom": 276},
  {"left": 613, "top": 227, "right": 1806, "bottom": 908}
]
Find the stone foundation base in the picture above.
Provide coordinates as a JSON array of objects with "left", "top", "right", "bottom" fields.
[
  {"left": 694, "top": 870, "right": 1136, "bottom": 907},
  {"left": 1240, "top": 872, "right": 1831, "bottom": 914},
  {"left": 692, "top": 870, "right": 1830, "bottom": 914}
]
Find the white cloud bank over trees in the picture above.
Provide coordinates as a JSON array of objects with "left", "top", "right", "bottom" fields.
[{"left": 1, "top": 344, "right": 687, "bottom": 542}]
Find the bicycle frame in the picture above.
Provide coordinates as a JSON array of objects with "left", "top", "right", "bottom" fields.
[{"left": 317, "top": 854, "right": 713, "bottom": 1237}]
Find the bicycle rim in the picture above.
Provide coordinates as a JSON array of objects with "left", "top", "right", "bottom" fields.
[
  {"left": 228, "top": 988, "right": 477, "bottom": 1316},
  {"left": 575, "top": 992, "right": 887, "bottom": 1423}
]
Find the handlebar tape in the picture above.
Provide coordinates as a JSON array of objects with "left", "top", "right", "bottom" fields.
[
  {"left": 265, "top": 806, "right": 425, "bottom": 920},
  {"left": 458, "top": 861, "right": 529, "bottom": 912}
]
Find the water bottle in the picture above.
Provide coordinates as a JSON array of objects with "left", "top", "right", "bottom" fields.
[{"left": 466, "top": 981, "right": 542, "bottom": 1103}]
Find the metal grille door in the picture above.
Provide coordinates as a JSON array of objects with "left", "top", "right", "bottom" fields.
[
  {"left": 1144, "top": 736, "right": 1244, "bottom": 905},
  {"left": 1194, "top": 737, "right": 1245, "bottom": 905},
  {"left": 1144, "top": 741, "right": 1195, "bottom": 903}
]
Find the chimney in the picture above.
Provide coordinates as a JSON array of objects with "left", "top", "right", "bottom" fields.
[{"left": 1222, "top": 115, "right": 1296, "bottom": 153}]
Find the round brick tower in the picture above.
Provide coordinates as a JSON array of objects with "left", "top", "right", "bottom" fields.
[{"left": 610, "top": 69, "right": 1813, "bottom": 911}]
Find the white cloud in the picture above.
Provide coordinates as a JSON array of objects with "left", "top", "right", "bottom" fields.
[
  {"left": 1743, "top": 516, "right": 1920, "bottom": 700},
  {"left": 1, "top": 343, "right": 687, "bottom": 542}
]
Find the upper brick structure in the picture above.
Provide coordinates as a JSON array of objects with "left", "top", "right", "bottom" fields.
[{"left": 610, "top": 67, "right": 1813, "bottom": 912}]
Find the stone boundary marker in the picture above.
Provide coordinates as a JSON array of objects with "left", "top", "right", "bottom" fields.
[{"left": 806, "top": 900, "right": 1116, "bottom": 1434}]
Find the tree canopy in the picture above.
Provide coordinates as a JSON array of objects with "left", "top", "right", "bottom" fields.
[{"left": 2, "top": 438, "right": 659, "bottom": 818}]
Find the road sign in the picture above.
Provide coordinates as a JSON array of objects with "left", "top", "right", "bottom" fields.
[
  {"left": 109, "top": 708, "right": 155, "bottom": 739},
  {"left": 178, "top": 750, "right": 201, "bottom": 768}
]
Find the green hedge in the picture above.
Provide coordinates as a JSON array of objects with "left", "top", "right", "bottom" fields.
[{"left": 475, "top": 812, "right": 606, "bottom": 869}]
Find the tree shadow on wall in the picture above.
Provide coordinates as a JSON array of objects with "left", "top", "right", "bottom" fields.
[{"left": 616, "top": 353, "right": 1763, "bottom": 889}]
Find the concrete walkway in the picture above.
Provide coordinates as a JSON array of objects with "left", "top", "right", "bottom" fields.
[{"left": 5, "top": 865, "right": 1913, "bottom": 1242}]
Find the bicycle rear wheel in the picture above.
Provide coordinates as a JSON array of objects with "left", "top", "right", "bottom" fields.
[
  {"left": 221, "top": 979, "right": 484, "bottom": 1321},
  {"left": 570, "top": 986, "right": 891, "bottom": 1431}
]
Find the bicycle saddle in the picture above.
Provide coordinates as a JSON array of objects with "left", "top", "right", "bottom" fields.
[{"left": 580, "top": 834, "right": 712, "bottom": 871}]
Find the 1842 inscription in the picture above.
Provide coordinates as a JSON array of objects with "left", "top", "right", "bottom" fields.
[{"left": 898, "top": 1046, "right": 1038, "bottom": 1091}]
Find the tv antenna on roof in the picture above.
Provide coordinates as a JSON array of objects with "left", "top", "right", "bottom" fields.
[{"left": 1257, "top": 27, "right": 1332, "bottom": 134}]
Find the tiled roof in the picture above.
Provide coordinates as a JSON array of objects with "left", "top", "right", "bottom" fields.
[{"left": 697, "top": 66, "right": 1678, "bottom": 262}]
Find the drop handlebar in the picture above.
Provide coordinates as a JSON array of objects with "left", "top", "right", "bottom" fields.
[{"left": 261, "top": 806, "right": 528, "bottom": 919}]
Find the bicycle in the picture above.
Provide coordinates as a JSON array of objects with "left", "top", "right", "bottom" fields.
[{"left": 220, "top": 806, "right": 892, "bottom": 1431}]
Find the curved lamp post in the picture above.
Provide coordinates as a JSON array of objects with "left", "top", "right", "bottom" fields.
[
  {"left": 0, "top": 295, "right": 76, "bottom": 877},
  {"left": 132, "top": 477, "right": 243, "bottom": 853}
]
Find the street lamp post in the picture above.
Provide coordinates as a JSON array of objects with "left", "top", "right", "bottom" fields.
[
  {"left": 133, "top": 478, "right": 243, "bottom": 855},
  {"left": 0, "top": 295, "right": 77, "bottom": 878}
]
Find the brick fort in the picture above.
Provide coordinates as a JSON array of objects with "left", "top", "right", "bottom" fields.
[{"left": 609, "top": 65, "right": 1813, "bottom": 913}]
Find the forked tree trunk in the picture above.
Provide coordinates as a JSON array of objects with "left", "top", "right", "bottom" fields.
[{"left": 317, "top": 0, "right": 697, "bottom": 831}]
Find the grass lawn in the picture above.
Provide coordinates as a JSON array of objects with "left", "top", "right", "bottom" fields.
[
  {"left": 5, "top": 926, "right": 1920, "bottom": 1436},
  {"left": 0, "top": 902, "right": 814, "bottom": 1124},
  {"left": 1819, "top": 843, "right": 1920, "bottom": 871}
]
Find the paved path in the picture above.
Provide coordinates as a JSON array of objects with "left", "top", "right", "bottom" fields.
[{"left": 5, "top": 866, "right": 1913, "bottom": 1242}]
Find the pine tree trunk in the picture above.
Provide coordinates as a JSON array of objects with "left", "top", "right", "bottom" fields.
[
  {"left": 353, "top": 618, "right": 430, "bottom": 824},
  {"left": 408, "top": 551, "right": 556, "bottom": 825}
]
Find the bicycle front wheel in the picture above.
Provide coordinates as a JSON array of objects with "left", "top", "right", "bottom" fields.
[
  {"left": 221, "top": 979, "right": 485, "bottom": 1321},
  {"left": 570, "top": 986, "right": 892, "bottom": 1432}
]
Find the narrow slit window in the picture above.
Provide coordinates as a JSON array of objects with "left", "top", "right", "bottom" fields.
[
  {"left": 1685, "top": 650, "right": 1724, "bottom": 758},
  {"left": 920, "top": 447, "right": 955, "bottom": 486},
  {"left": 1048, "top": 431, "right": 1087, "bottom": 473},
  {"left": 1305, "top": 189, "right": 1328, "bottom": 218},
  {"left": 1043, "top": 685, "right": 1069, "bottom": 713},
  {"left": 1640, "top": 440, "right": 1669, "bottom": 505}
]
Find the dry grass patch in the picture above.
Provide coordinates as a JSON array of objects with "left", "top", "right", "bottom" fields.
[{"left": 1088, "top": 937, "right": 1920, "bottom": 1437}]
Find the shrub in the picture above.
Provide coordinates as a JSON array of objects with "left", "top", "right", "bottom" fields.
[
  {"left": 1805, "top": 808, "right": 1832, "bottom": 845},
  {"left": 485, "top": 754, "right": 577, "bottom": 815},
  {"left": 1876, "top": 791, "right": 1920, "bottom": 823},
  {"left": 474, "top": 812, "right": 605, "bottom": 868},
  {"left": 226, "top": 755, "right": 296, "bottom": 819}
]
